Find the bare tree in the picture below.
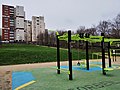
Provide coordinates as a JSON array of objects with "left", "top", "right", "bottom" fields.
[
  {"left": 44, "top": 29, "right": 48, "bottom": 45},
  {"left": 37, "top": 33, "right": 44, "bottom": 45},
  {"left": 0, "top": 35, "right": 2, "bottom": 47},
  {"left": 85, "top": 27, "right": 97, "bottom": 36},
  {"left": 48, "top": 31, "right": 56, "bottom": 46},
  {"left": 76, "top": 26, "right": 86, "bottom": 34},
  {"left": 111, "top": 14, "right": 120, "bottom": 38},
  {"left": 97, "top": 20, "right": 112, "bottom": 37}
]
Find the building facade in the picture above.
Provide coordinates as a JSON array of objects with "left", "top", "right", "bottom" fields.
[
  {"left": 32, "top": 16, "right": 45, "bottom": 42},
  {"left": 2, "top": 5, "right": 15, "bottom": 42},
  {"left": 15, "top": 6, "right": 25, "bottom": 42},
  {"left": 2, "top": 4, "right": 46, "bottom": 43},
  {"left": 24, "top": 20, "right": 32, "bottom": 42}
]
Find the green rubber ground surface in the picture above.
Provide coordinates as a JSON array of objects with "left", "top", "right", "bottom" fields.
[{"left": 19, "top": 67, "right": 120, "bottom": 90}]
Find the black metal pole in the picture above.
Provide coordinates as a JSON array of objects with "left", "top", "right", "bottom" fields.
[
  {"left": 57, "top": 35, "right": 60, "bottom": 74},
  {"left": 86, "top": 41, "right": 89, "bottom": 70},
  {"left": 85, "top": 33, "right": 89, "bottom": 70},
  {"left": 115, "top": 50, "right": 117, "bottom": 61},
  {"left": 108, "top": 42, "right": 111, "bottom": 67},
  {"left": 68, "top": 30, "right": 73, "bottom": 80},
  {"left": 101, "top": 33, "right": 106, "bottom": 75}
]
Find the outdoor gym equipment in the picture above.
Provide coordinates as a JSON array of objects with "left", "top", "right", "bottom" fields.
[
  {"left": 56, "top": 30, "right": 73, "bottom": 80},
  {"left": 56, "top": 30, "right": 120, "bottom": 80}
]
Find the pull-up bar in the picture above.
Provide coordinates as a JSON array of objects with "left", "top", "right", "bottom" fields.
[{"left": 56, "top": 30, "right": 73, "bottom": 80}]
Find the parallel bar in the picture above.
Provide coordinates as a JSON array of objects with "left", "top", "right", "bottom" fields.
[
  {"left": 101, "top": 33, "right": 106, "bottom": 75},
  {"left": 68, "top": 30, "right": 73, "bottom": 80},
  {"left": 57, "top": 35, "right": 60, "bottom": 74}
]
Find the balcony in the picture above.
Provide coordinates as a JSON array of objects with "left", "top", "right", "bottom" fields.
[
  {"left": 10, "top": 37, "right": 14, "bottom": 39},
  {"left": 10, "top": 34, "right": 14, "bottom": 36},
  {"left": 9, "top": 40, "right": 14, "bottom": 42},
  {"left": 10, "top": 31, "right": 14, "bottom": 34}
]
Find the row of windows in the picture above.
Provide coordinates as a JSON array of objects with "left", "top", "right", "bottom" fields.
[
  {"left": 4, "top": 29, "right": 14, "bottom": 33},
  {"left": 4, "top": 35, "right": 8, "bottom": 38},
  {"left": 4, "top": 10, "right": 9, "bottom": 13},
  {"left": 4, "top": 17, "right": 8, "bottom": 21},
  {"left": 10, "top": 19, "right": 14, "bottom": 22},
  {"left": 3, "top": 24, "right": 8, "bottom": 27},
  {"left": 4, "top": 6, "right": 8, "bottom": 9},
  {"left": 10, "top": 21, "right": 14, "bottom": 24},
  {"left": 4, "top": 30, "right": 8, "bottom": 33},
  {"left": 10, "top": 24, "right": 14, "bottom": 26},
  {"left": 9, "top": 8, "right": 14, "bottom": 10}
]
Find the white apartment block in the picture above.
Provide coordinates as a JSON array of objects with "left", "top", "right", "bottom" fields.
[
  {"left": 32, "top": 16, "right": 45, "bottom": 42},
  {"left": 24, "top": 20, "right": 32, "bottom": 42},
  {"left": 15, "top": 6, "right": 25, "bottom": 42}
]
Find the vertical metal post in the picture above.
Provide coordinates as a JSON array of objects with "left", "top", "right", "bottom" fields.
[
  {"left": 57, "top": 35, "right": 60, "bottom": 74},
  {"left": 115, "top": 50, "right": 117, "bottom": 61},
  {"left": 85, "top": 33, "right": 89, "bottom": 70},
  {"left": 108, "top": 42, "right": 111, "bottom": 67},
  {"left": 68, "top": 30, "right": 73, "bottom": 80},
  {"left": 86, "top": 41, "right": 89, "bottom": 70},
  {"left": 101, "top": 33, "right": 106, "bottom": 75}
]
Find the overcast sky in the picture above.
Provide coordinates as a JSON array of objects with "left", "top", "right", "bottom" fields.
[{"left": 0, "top": 0, "right": 120, "bottom": 31}]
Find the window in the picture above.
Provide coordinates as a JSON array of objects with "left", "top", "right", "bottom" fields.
[
  {"left": 4, "top": 17, "right": 8, "bottom": 21},
  {"left": 4, "top": 35, "right": 8, "bottom": 38},
  {"left": 37, "top": 23, "right": 39, "bottom": 25},
  {"left": 10, "top": 19, "right": 14, "bottom": 22},
  {"left": 40, "top": 17, "right": 44, "bottom": 20},
  {"left": 4, "top": 30, "right": 8, "bottom": 33},
  {"left": 10, "top": 34, "right": 13, "bottom": 36},
  {"left": 4, "top": 23, "right": 8, "bottom": 27},
  {"left": 37, "top": 20, "right": 39, "bottom": 22}
]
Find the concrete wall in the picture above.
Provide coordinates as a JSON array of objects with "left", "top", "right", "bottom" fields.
[
  {"left": 15, "top": 29, "right": 25, "bottom": 41},
  {"left": 15, "top": 6, "right": 24, "bottom": 17},
  {"left": 15, "top": 5, "right": 25, "bottom": 42},
  {"left": 24, "top": 20, "right": 32, "bottom": 42},
  {"left": 16, "top": 17, "right": 24, "bottom": 28}
]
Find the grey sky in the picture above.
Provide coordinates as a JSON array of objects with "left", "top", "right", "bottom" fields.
[{"left": 0, "top": 0, "right": 120, "bottom": 31}]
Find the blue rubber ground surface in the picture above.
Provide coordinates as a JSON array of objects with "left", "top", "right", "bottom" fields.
[
  {"left": 12, "top": 72, "right": 35, "bottom": 90},
  {"left": 61, "top": 66, "right": 102, "bottom": 72}
]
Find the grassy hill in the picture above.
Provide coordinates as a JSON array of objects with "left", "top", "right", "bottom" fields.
[{"left": 0, "top": 44, "right": 99, "bottom": 65}]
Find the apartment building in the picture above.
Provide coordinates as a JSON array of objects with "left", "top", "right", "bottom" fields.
[
  {"left": 2, "top": 5, "right": 15, "bottom": 42},
  {"left": 2, "top": 4, "right": 46, "bottom": 43},
  {"left": 32, "top": 16, "right": 45, "bottom": 42},
  {"left": 24, "top": 20, "right": 32, "bottom": 42},
  {"left": 15, "top": 6, "right": 25, "bottom": 42}
]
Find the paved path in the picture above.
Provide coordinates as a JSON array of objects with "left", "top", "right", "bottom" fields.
[{"left": 0, "top": 58, "right": 120, "bottom": 72}]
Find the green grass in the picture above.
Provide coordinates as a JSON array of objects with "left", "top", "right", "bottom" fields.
[
  {"left": 0, "top": 44, "right": 100, "bottom": 65},
  {"left": 19, "top": 67, "right": 120, "bottom": 90}
]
